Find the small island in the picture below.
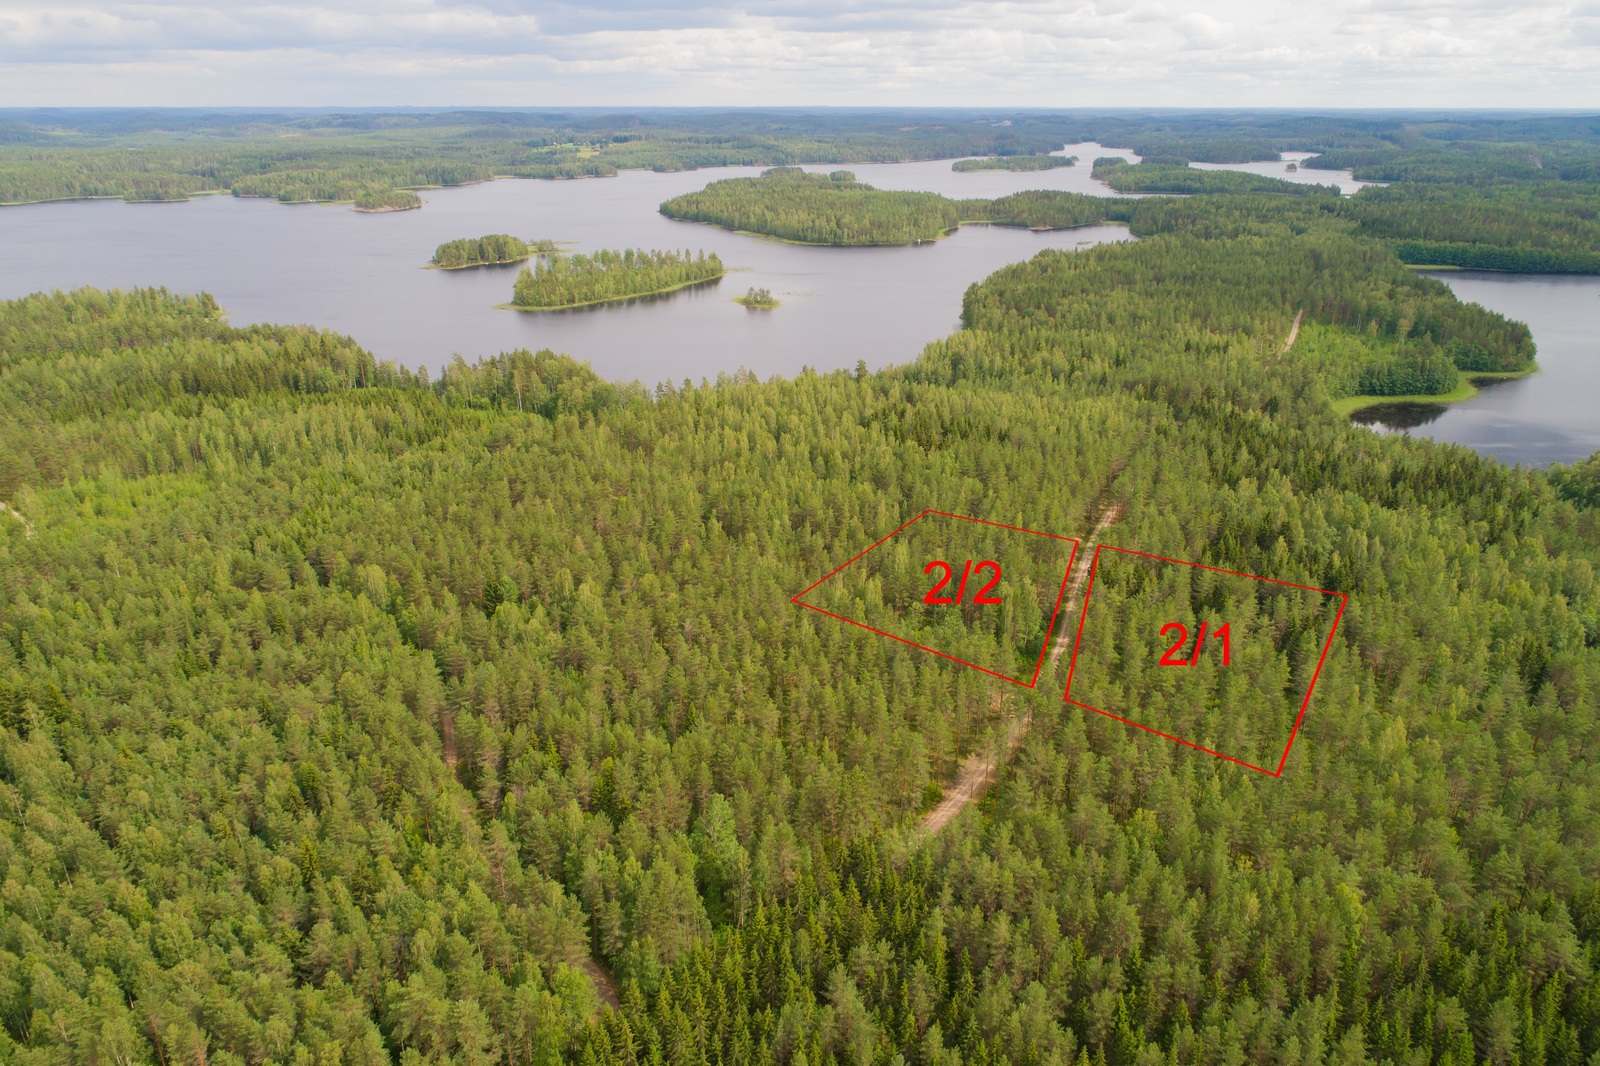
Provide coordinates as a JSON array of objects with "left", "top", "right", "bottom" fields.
[
  {"left": 952, "top": 154, "right": 1076, "bottom": 172},
  {"left": 509, "top": 247, "right": 725, "bottom": 310},
  {"left": 352, "top": 189, "right": 421, "bottom": 212},
  {"left": 432, "top": 235, "right": 559, "bottom": 269},
  {"left": 737, "top": 287, "right": 779, "bottom": 308}
]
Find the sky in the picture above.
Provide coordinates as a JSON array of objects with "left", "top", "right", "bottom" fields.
[{"left": 0, "top": 0, "right": 1596, "bottom": 108}]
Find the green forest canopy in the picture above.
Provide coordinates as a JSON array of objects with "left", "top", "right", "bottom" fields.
[
  {"left": 951, "top": 155, "right": 1077, "bottom": 172},
  {"left": 2, "top": 189, "right": 1598, "bottom": 1061},
  {"left": 433, "top": 235, "right": 537, "bottom": 269},
  {"left": 510, "top": 248, "right": 725, "bottom": 310}
]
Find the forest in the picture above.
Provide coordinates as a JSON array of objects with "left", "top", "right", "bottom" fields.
[
  {"left": 2, "top": 161, "right": 1599, "bottom": 1063},
  {"left": 0, "top": 110, "right": 1079, "bottom": 207},
  {"left": 952, "top": 156, "right": 1076, "bottom": 173},
  {"left": 1089, "top": 159, "right": 1340, "bottom": 197},
  {"left": 355, "top": 190, "right": 422, "bottom": 213},
  {"left": 3, "top": 106, "right": 1600, "bottom": 1065},
  {"left": 660, "top": 168, "right": 967, "bottom": 245},
  {"left": 659, "top": 170, "right": 1113, "bottom": 245},
  {"left": 433, "top": 236, "right": 543, "bottom": 270},
  {"left": 509, "top": 248, "right": 725, "bottom": 310}
]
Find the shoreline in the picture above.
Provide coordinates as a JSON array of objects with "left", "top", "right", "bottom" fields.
[{"left": 1332, "top": 366, "right": 1537, "bottom": 418}]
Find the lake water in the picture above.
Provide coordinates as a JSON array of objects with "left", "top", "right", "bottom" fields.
[
  {"left": 0, "top": 143, "right": 1160, "bottom": 385},
  {"left": 0, "top": 142, "right": 1375, "bottom": 386},
  {"left": 1190, "top": 151, "right": 1382, "bottom": 196},
  {"left": 1351, "top": 272, "right": 1600, "bottom": 468},
  {"left": 12, "top": 143, "right": 1585, "bottom": 469}
]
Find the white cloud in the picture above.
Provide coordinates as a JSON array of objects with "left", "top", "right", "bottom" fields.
[{"left": 0, "top": 0, "right": 1593, "bottom": 105}]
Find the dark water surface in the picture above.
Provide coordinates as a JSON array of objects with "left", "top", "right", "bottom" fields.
[
  {"left": 1352, "top": 272, "right": 1600, "bottom": 467},
  {"left": 0, "top": 144, "right": 1153, "bottom": 384}
]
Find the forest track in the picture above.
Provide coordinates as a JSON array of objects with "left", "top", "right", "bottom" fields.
[
  {"left": 581, "top": 956, "right": 621, "bottom": 1012},
  {"left": 918, "top": 498, "right": 1123, "bottom": 837},
  {"left": 1282, "top": 309, "right": 1304, "bottom": 353},
  {"left": 0, "top": 501, "right": 34, "bottom": 539},
  {"left": 1049, "top": 501, "right": 1123, "bottom": 671}
]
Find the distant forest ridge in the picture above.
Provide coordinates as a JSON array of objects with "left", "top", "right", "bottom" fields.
[{"left": 2, "top": 108, "right": 1600, "bottom": 206}]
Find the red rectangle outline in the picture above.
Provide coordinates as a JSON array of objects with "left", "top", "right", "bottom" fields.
[
  {"left": 1061, "top": 544, "right": 1350, "bottom": 777},
  {"left": 792, "top": 509, "right": 1081, "bottom": 689}
]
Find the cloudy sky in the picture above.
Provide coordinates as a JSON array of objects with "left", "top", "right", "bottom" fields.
[{"left": 0, "top": 0, "right": 1596, "bottom": 108}]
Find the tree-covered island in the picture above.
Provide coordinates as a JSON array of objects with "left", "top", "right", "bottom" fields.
[
  {"left": 737, "top": 286, "right": 779, "bottom": 308},
  {"left": 952, "top": 154, "right": 1077, "bottom": 172},
  {"left": 351, "top": 188, "right": 421, "bottom": 212},
  {"left": 509, "top": 247, "right": 724, "bottom": 310},
  {"left": 431, "top": 235, "right": 559, "bottom": 269}
]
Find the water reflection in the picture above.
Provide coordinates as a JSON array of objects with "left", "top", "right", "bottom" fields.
[{"left": 1350, "top": 402, "right": 1448, "bottom": 433}]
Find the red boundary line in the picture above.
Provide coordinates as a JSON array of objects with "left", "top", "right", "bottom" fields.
[
  {"left": 1061, "top": 544, "right": 1348, "bottom": 778},
  {"left": 791, "top": 510, "right": 1080, "bottom": 689}
]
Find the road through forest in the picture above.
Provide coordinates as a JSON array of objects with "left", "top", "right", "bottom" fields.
[{"left": 917, "top": 500, "right": 1123, "bottom": 836}]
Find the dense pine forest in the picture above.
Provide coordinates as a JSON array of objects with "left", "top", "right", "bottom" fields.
[
  {"left": 2, "top": 106, "right": 1600, "bottom": 1064},
  {"left": 3, "top": 169, "right": 1599, "bottom": 1062},
  {"left": 661, "top": 168, "right": 971, "bottom": 244},
  {"left": 510, "top": 249, "right": 725, "bottom": 310}
]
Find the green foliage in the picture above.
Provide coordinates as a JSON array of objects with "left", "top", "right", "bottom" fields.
[
  {"left": 1092, "top": 160, "right": 1341, "bottom": 196},
  {"left": 0, "top": 110, "right": 1081, "bottom": 205},
  {"left": 1332, "top": 183, "right": 1600, "bottom": 274},
  {"left": 661, "top": 170, "right": 1110, "bottom": 245},
  {"left": 1355, "top": 350, "right": 1460, "bottom": 396},
  {"left": 510, "top": 248, "right": 724, "bottom": 309},
  {"left": 952, "top": 154, "right": 1076, "bottom": 172},
  {"left": 434, "top": 234, "right": 535, "bottom": 269},
  {"left": 1550, "top": 452, "right": 1600, "bottom": 508},
  {"left": 661, "top": 167, "right": 964, "bottom": 245},
  {"left": 3, "top": 202, "right": 1596, "bottom": 1061},
  {"left": 979, "top": 190, "right": 1112, "bottom": 230},
  {"left": 4, "top": 105, "right": 1600, "bottom": 1063},
  {"left": 737, "top": 287, "right": 778, "bottom": 308},
  {"left": 353, "top": 188, "right": 421, "bottom": 211}
]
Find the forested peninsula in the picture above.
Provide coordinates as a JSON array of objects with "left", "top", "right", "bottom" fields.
[
  {"left": 659, "top": 167, "right": 1109, "bottom": 244},
  {"left": 509, "top": 248, "right": 724, "bottom": 310},
  {"left": 1091, "top": 157, "right": 1341, "bottom": 196}
]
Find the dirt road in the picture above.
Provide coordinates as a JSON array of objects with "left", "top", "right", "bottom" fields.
[
  {"left": 0, "top": 502, "right": 33, "bottom": 538},
  {"left": 1282, "top": 309, "right": 1304, "bottom": 353},
  {"left": 917, "top": 500, "right": 1123, "bottom": 836}
]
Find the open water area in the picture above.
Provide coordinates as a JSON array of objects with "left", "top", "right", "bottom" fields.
[
  {"left": 2, "top": 144, "right": 1591, "bottom": 465},
  {"left": 0, "top": 143, "right": 1153, "bottom": 385},
  {"left": 1351, "top": 272, "right": 1600, "bottom": 467}
]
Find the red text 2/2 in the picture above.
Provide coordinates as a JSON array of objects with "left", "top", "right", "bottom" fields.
[{"left": 924, "top": 560, "right": 1003, "bottom": 605}]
